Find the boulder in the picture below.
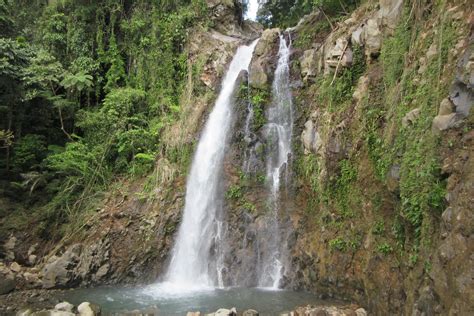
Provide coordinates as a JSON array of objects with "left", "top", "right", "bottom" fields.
[
  {"left": 326, "top": 38, "right": 353, "bottom": 69},
  {"left": 352, "top": 26, "right": 364, "bottom": 46},
  {"left": 186, "top": 313, "right": 201, "bottom": 316},
  {"left": 300, "top": 49, "right": 318, "bottom": 81},
  {"left": 353, "top": 75, "right": 370, "bottom": 102},
  {"left": 301, "top": 120, "right": 323, "bottom": 154},
  {"left": 10, "top": 262, "right": 22, "bottom": 273},
  {"left": 42, "top": 244, "right": 82, "bottom": 289},
  {"left": 0, "top": 273, "right": 15, "bottom": 294},
  {"left": 363, "top": 19, "right": 382, "bottom": 59},
  {"left": 77, "top": 302, "right": 101, "bottom": 316},
  {"left": 439, "top": 98, "right": 454, "bottom": 115},
  {"left": 379, "top": 0, "right": 404, "bottom": 30},
  {"left": 402, "top": 108, "right": 421, "bottom": 127},
  {"left": 242, "top": 309, "right": 259, "bottom": 316},
  {"left": 214, "top": 308, "right": 236, "bottom": 316},
  {"left": 432, "top": 113, "right": 462, "bottom": 132},
  {"left": 4, "top": 235, "right": 16, "bottom": 260},
  {"left": 54, "top": 302, "right": 74, "bottom": 313},
  {"left": 355, "top": 308, "right": 368, "bottom": 316},
  {"left": 254, "top": 28, "right": 280, "bottom": 57}
]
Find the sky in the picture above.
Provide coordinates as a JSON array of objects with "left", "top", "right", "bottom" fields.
[{"left": 245, "top": 0, "right": 259, "bottom": 21}]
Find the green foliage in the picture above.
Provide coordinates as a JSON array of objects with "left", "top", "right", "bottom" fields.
[
  {"left": 372, "top": 220, "right": 385, "bottom": 235},
  {"left": 11, "top": 134, "right": 47, "bottom": 172},
  {"left": 250, "top": 88, "right": 269, "bottom": 130},
  {"left": 377, "top": 242, "right": 393, "bottom": 255},
  {"left": 329, "top": 237, "right": 347, "bottom": 251},
  {"left": 226, "top": 184, "right": 243, "bottom": 200}
]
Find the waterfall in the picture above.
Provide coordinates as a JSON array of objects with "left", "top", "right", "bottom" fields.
[
  {"left": 163, "top": 40, "right": 258, "bottom": 290},
  {"left": 258, "top": 33, "right": 293, "bottom": 289}
]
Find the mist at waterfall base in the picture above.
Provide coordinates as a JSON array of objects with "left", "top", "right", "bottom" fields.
[
  {"left": 59, "top": 287, "right": 333, "bottom": 314},
  {"left": 59, "top": 38, "right": 324, "bottom": 314}
]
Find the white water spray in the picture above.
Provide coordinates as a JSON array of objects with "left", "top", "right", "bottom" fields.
[
  {"left": 162, "top": 40, "right": 258, "bottom": 290},
  {"left": 258, "top": 33, "right": 293, "bottom": 289}
]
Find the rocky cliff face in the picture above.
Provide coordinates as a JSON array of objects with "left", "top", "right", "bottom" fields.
[{"left": 280, "top": 0, "right": 473, "bottom": 314}]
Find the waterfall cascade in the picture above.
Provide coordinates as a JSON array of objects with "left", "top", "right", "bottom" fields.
[
  {"left": 163, "top": 40, "right": 259, "bottom": 290},
  {"left": 257, "top": 33, "right": 294, "bottom": 288}
]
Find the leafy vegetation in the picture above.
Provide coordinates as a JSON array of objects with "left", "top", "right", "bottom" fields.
[{"left": 0, "top": 0, "right": 209, "bottom": 238}]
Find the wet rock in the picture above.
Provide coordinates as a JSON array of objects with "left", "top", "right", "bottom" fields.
[
  {"left": 242, "top": 309, "right": 259, "bottom": 316},
  {"left": 213, "top": 308, "right": 236, "bottom": 316},
  {"left": 54, "top": 302, "right": 74, "bottom": 313},
  {"left": 0, "top": 273, "right": 15, "bottom": 294},
  {"left": 186, "top": 312, "right": 201, "bottom": 316},
  {"left": 363, "top": 19, "right": 382, "bottom": 60},
  {"left": 402, "top": 108, "right": 421, "bottom": 127},
  {"left": 31, "top": 311, "right": 75, "bottom": 316},
  {"left": 250, "top": 28, "right": 280, "bottom": 89},
  {"left": 77, "top": 302, "right": 101, "bottom": 316}
]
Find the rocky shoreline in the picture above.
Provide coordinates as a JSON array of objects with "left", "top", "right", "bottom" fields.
[{"left": 1, "top": 292, "right": 368, "bottom": 316}]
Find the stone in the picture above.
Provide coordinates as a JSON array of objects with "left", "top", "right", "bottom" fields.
[
  {"left": 214, "top": 308, "right": 235, "bottom": 316},
  {"left": 351, "top": 27, "right": 364, "bottom": 46},
  {"left": 4, "top": 235, "right": 16, "bottom": 260},
  {"left": 402, "top": 108, "right": 421, "bottom": 127},
  {"left": 54, "top": 302, "right": 75, "bottom": 312},
  {"left": 254, "top": 28, "right": 280, "bottom": 57},
  {"left": 432, "top": 113, "right": 461, "bottom": 132},
  {"left": 0, "top": 273, "right": 15, "bottom": 294},
  {"left": 10, "top": 262, "right": 22, "bottom": 273},
  {"left": 355, "top": 308, "right": 367, "bottom": 316},
  {"left": 301, "top": 120, "right": 323, "bottom": 154},
  {"left": 29, "top": 255, "right": 38, "bottom": 265},
  {"left": 186, "top": 313, "right": 201, "bottom": 316},
  {"left": 439, "top": 98, "right": 454, "bottom": 115},
  {"left": 379, "top": 0, "right": 404, "bottom": 30},
  {"left": 42, "top": 244, "right": 82, "bottom": 289},
  {"left": 363, "top": 19, "right": 382, "bottom": 59},
  {"left": 23, "top": 271, "right": 40, "bottom": 286},
  {"left": 17, "top": 309, "right": 34, "bottom": 316},
  {"left": 242, "top": 309, "right": 259, "bottom": 316},
  {"left": 300, "top": 49, "right": 318, "bottom": 81},
  {"left": 94, "top": 263, "right": 110, "bottom": 280},
  {"left": 353, "top": 75, "right": 370, "bottom": 102},
  {"left": 426, "top": 43, "right": 438, "bottom": 59},
  {"left": 77, "top": 302, "right": 101, "bottom": 316},
  {"left": 249, "top": 62, "right": 268, "bottom": 89}
]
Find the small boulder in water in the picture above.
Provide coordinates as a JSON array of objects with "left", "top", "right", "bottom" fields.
[
  {"left": 243, "top": 309, "right": 259, "bottom": 316},
  {"left": 54, "top": 302, "right": 74, "bottom": 313},
  {"left": 187, "top": 313, "right": 201, "bottom": 316},
  {"left": 213, "top": 308, "right": 237, "bottom": 316},
  {"left": 77, "top": 302, "right": 101, "bottom": 316}
]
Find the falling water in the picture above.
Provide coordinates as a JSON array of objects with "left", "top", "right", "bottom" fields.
[
  {"left": 163, "top": 40, "right": 258, "bottom": 290},
  {"left": 258, "top": 33, "right": 293, "bottom": 289}
]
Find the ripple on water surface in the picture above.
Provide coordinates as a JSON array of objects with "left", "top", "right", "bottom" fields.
[{"left": 58, "top": 285, "right": 336, "bottom": 315}]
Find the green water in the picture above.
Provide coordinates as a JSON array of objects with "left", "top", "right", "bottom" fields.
[{"left": 58, "top": 285, "right": 334, "bottom": 315}]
